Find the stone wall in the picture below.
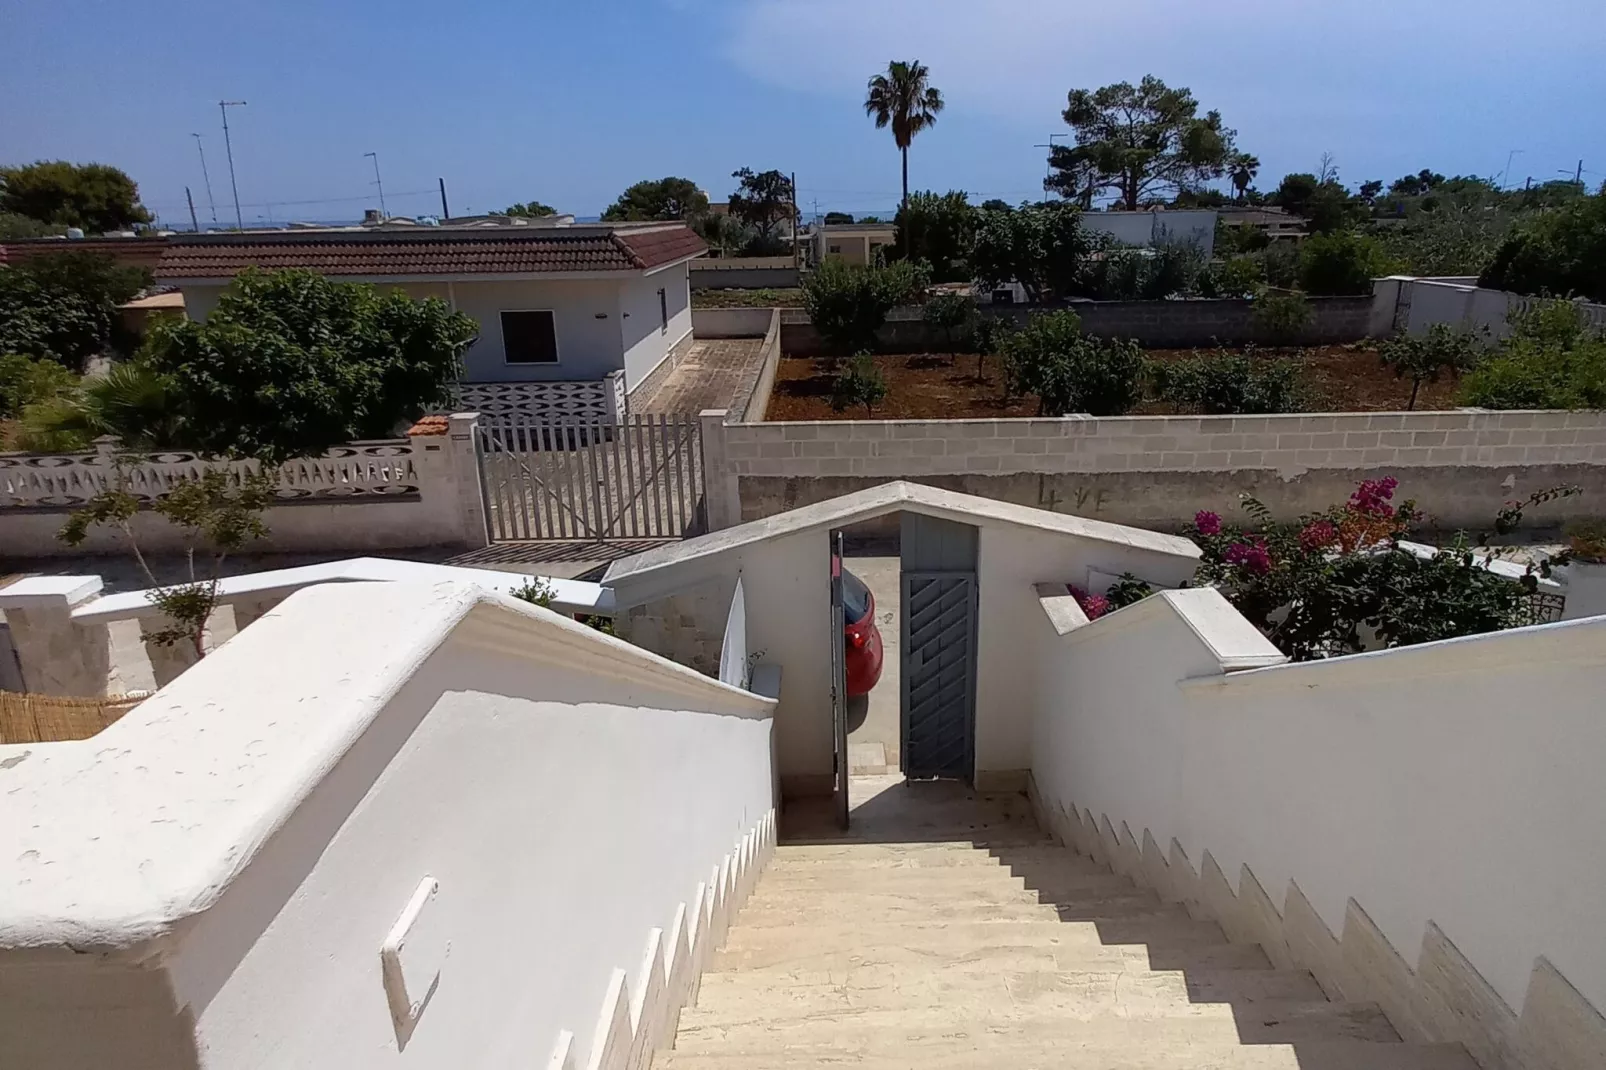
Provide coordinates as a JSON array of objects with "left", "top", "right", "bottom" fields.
[
  {"left": 709, "top": 411, "right": 1606, "bottom": 531},
  {"left": 778, "top": 296, "right": 1373, "bottom": 356},
  {"left": 613, "top": 575, "right": 735, "bottom": 678}
]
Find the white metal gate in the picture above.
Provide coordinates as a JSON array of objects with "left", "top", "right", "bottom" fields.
[{"left": 477, "top": 416, "right": 704, "bottom": 542}]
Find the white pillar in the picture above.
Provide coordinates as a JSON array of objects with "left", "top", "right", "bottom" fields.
[
  {"left": 0, "top": 576, "right": 112, "bottom": 697},
  {"left": 448, "top": 412, "right": 490, "bottom": 549},
  {"left": 699, "top": 409, "right": 739, "bottom": 532},
  {"left": 142, "top": 615, "right": 204, "bottom": 689}
]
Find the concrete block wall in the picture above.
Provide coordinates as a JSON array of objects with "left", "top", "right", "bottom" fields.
[
  {"left": 713, "top": 411, "right": 1606, "bottom": 531},
  {"left": 614, "top": 576, "right": 735, "bottom": 678}
]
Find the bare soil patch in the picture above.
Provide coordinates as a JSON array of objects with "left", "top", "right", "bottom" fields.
[{"left": 765, "top": 344, "right": 1465, "bottom": 421}]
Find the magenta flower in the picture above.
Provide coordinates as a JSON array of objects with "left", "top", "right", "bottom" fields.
[
  {"left": 1068, "top": 585, "right": 1112, "bottom": 620},
  {"left": 1348, "top": 476, "right": 1400, "bottom": 518},
  {"left": 1194, "top": 510, "right": 1222, "bottom": 535},
  {"left": 1225, "top": 537, "right": 1272, "bottom": 575},
  {"left": 1299, "top": 520, "right": 1338, "bottom": 553}
]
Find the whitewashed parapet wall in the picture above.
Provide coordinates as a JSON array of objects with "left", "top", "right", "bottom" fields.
[
  {"left": 0, "top": 413, "right": 491, "bottom": 556},
  {"left": 452, "top": 371, "right": 627, "bottom": 425},
  {"left": 707, "top": 411, "right": 1606, "bottom": 529},
  {"left": 1374, "top": 275, "right": 1606, "bottom": 340},
  {"left": 1030, "top": 590, "right": 1606, "bottom": 1070},
  {"left": 0, "top": 581, "right": 777, "bottom": 1070}
]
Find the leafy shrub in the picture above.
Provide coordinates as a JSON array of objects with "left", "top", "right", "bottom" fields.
[
  {"left": 1104, "top": 573, "right": 1154, "bottom": 609},
  {"left": 1479, "top": 189, "right": 1606, "bottom": 303},
  {"left": 968, "top": 313, "right": 1014, "bottom": 379},
  {"left": 1296, "top": 230, "right": 1392, "bottom": 295},
  {"left": 1258, "top": 242, "right": 1301, "bottom": 289},
  {"left": 0, "top": 352, "right": 77, "bottom": 419},
  {"left": 1078, "top": 240, "right": 1206, "bottom": 300},
  {"left": 892, "top": 190, "right": 977, "bottom": 282},
  {"left": 0, "top": 251, "right": 151, "bottom": 370},
  {"left": 1000, "top": 310, "right": 1142, "bottom": 417},
  {"left": 830, "top": 353, "right": 888, "bottom": 416},
  {"left": 802, "top": 258, "right": 931, "bottom": 355},
  {"left": 1566, "top": 518, "right": 1606, "bottom": 564},
  {"left": 1378, "top": 324, "right": 1484, "bottom": 409},
  {"left": 14, "top": 359, "right": 185, "bottom": 452},
  {"left": 1250, "top": 291, "right": 1312, "bottom": 344},
  {"left": 1198, "top": 255, "right": 1263, "bottom": 299},
  {"left": 922, "top": 291, "right": 975, "bottom": 347},
  {"left": 1150, "top": 350, "right": 1302, "bottom": 414},
  {"left": 1459, "top": 299, "right": 1606, "bottom": 409},
  {"left": 509, "top": 579, "right": 556, "bottom": 607},
  {"left": 1189, "top": 478, "right": 1561, "bottom": 660}
]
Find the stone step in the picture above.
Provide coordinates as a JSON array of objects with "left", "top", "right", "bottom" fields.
[
  {"left": 733, "top": 895, "right": 1192, "bottom": 928},
  {"left": 706, "top": 940, "right": 1275, "bottom": 980},
  {"left": 687, "top": 967, "right": 1328, "bottom": 1024},
  {"left": 673, "top": 1001, "right": 1400, "bottom": 1054},
  {"left": 656, "top": 1038, "right": 1478, "bottom": 1070},
  {"left": 718, "top": 918, "right": 1232, "bottom": 965},
  {"left": 773, "top": 840, "right": 1062, "bottom": 863},
  {"left": 757, "top": 863, "right": 1136, "bottom": 894},
  {"left": 742, "top": 883, "right": 1162, "bottom": 916}
]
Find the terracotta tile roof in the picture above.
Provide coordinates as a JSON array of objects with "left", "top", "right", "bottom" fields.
[
  {"left": 405, "top": 415, "right": 450, "bottom": 437},
  {"left": 0, "top": 236, "right": 168, "bottom": 271},
  {"left": 155, "top": 225, "right": 706, "bottom": 280}
]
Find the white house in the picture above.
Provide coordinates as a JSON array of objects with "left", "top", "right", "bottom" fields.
[
  {"left": 1079, "top": 207, "right": 1217, "bottom": 255},
  {"left": 157, "top": 223, "right": 707, "bottom": 396}
]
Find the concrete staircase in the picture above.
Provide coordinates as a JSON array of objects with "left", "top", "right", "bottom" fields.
[{"left": 656, "top": 776, "right": 1477, "bottom": 1070}]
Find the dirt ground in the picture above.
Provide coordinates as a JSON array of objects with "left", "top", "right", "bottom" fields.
[{"left": 765, "top": 344, "right": 1466, "bottom": 421}]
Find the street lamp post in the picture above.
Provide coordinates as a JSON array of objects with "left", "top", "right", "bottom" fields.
[
  {"left": 219, "top": 100, "right": 247, "bottom": 229},
  {"left": 364, "top": 152, "right": 388, "bottom": 220}
]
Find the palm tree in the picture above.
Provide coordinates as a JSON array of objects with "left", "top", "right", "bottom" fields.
[
  {"left": 864, "top": 61, "right": 945, "bottom": 211},
  {"left": 1230, "top": 153, "right": 1260, "bottom": 202}
]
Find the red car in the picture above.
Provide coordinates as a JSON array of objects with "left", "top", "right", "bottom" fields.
[{"left": 842, "top": 568, "right": 884, "bottom": 698}]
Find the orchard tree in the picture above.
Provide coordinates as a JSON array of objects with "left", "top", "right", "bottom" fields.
[
  {"left": 501, "top": 200, "right": 556, "bottom": 217},
  {"left": 892, "top": 190, "right": 976, "bottom": 282},
  {"left": 1045, "top": 76, "right": 1238, "bottom": 210},
  {"left": 727, "top": 168, "right": 795, "bottom": 254},
  {"left": 971, "top": 201, "right": 1092, "bottom": 303},
  {"left": 142, "top": 269, "right": 477, "bottom": 464},
  {"left": 601, "top": 177, "right": 708, "bottom": 222},
  {"left": 0, "top": 251, "right": 151, "bottom": 370},
  {"left": 0, "top": 161, "right": 151, "bottom": 233}
]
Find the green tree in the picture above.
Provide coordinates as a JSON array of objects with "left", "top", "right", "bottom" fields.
[
  {"left": 1228, "top": 152, "right": 1260, "bottom": 202},
  {"left": 61, "top": 467, "right": 276, "bottom": 657},
  {"left": 727, "top": 168, "right": 795, "bottom": 254},
  {"left": 830, "top": 353, "right": 889, "bottom": 416},
  {"left": 1479, "top": 188, "right": 1606, "bottom": 302},
  {"left": 922, "top": 291, "right": 974, "bottom": 349},
  {"left": 1045, "top": 76, "right": 1237, "bottom": 210},
  {"left": 864, "top": 59, "right": 945, "bottom": 210},
  {"left": 891, "top": 190, "right": 976, "bottom": 282},
  {"left": 1379, "top": 324, "right": 1484, "bottom": 410},
  {"left": 0, "top": 212, "right": 60, "bottom": 239},
  {"left": 601, "top": 177, "right": 708, "bottom": 222},
  {"left": 141, "top": 269, "right": 477, "bottom": 464},
  {"left": 1251, "top": 291, "right": 1312, "bottom": 343},
  {"left": 1297, "top": 230, "right": 1392, "bottom": 295},
  {"left": 823, "top": 211, "right": 855, "bottom": 224},
  {"left": 970, "top": 201, "right": 1092, "bottom": 304},
  {"left": 0, "top": 251, "right": 152, "bottom": 370},
  {"left": 1459, "top": 299, "right": 1606, "bottom": 409},
  {"left": 1389, "top": 169, "right": 1446, "bottom": 197},
  {"left": 0, "top": 161, "right": 151, "bottom": 233},
  {"left": 500, "top": 200, "right": 556, "bottom": 218},
  {"left": 802, "top": 258, "right": 930, "bottom": 356},
  {"left": 0, "top": 352, "right": 77, "bottom": 419},
  {"left": 1001, "top": 310, "right": 1142, "bottom": 416},
  {"left": 15, "top": 360, "right": 188, "bottom": 453},
  {"left": 1273, "top": 173, "right": 1360, "bottom": 233}
]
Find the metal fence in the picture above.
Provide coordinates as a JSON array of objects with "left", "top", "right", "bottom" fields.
[{"left": 477, "top": 416, "right": 704, "bottom": 542}]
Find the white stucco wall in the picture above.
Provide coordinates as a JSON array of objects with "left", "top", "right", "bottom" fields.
[
  {"left": 1032, "top": 596, "right": 1606, "bottom": 1019},
  {"left": 620, "top": 263, "right": 693, "bottom": 392},
  {"left": 0, "top": 581, "right": 774, "bottom": 1070},
  {"left": 1081, "top": 209, "right": 1217, "bottom": 254}
]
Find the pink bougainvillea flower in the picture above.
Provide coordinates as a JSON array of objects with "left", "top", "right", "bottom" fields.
[
  {"left": 1225, "top": 537, "right": 1272, "bottom": 574},
  {"left": 1067, "top": 585, "right": 1111, "bottom": 620},
  {"left": 1348, "top": 476, "right": 1400, "bottom": 518},
  {"left": 1194, "top": 510, "right": 1222, "bottom": 535},
  {"left": 1299, "top": 520, "right": 1338, "bottom": 553}
]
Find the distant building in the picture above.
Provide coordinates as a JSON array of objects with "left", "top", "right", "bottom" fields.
[
  {"left": 1216, "top": 206, "right": 1306, "bottom": 242},
  {"left": 1079, "top": 209, "right": 1218, "bottom": 255},
  {"left": 814, "top": 221, "right": 897, "bottom": 267}
]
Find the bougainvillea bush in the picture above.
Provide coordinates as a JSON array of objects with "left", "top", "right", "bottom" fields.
[{"left": 1186, "top": 478, "right": 1569, "bottom": 661}]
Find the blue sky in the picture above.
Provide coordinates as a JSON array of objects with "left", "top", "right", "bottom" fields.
[{"left": 3, "top": 0, "right": 1603, "bottom": 226}]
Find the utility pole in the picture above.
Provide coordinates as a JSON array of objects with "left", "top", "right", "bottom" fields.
[
  {"left": 219, "top": 100, "right": 247, "bottom": 230},
  {"left": 365, "top": 151, "right": 388, "bottom": 219},
  {"left": 186, "top": 187, "right": 199, "bottom": 231},
  {"left": 438, "top": 177, "right": 450, "bottom": 220},
  {"left": 191, "top": 133, "right": 218, "bottom": 225},
  {"left": 1576, "top": 159, "right": 1585, "bottom": 187}
]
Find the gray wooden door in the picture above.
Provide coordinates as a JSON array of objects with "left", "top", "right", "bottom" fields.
[{"left": 900, "top": 571, "right": 978, "bottom": 781}]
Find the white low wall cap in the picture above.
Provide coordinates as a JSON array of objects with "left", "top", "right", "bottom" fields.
[
  {"left": 70, "top": 556, "right": 610, "bottom": 623},
  {"left": 0, "top": 579, "right": 766, "bottom": 956},
  {"left": 0, "top": 574, "right": 104, "bottom": 609},
  {"left": 1060, "top": 585, "right": 1286, "bottom": 672},
  {"left": 603, "top": 481, "right": 1200, "bottom": 591}
]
